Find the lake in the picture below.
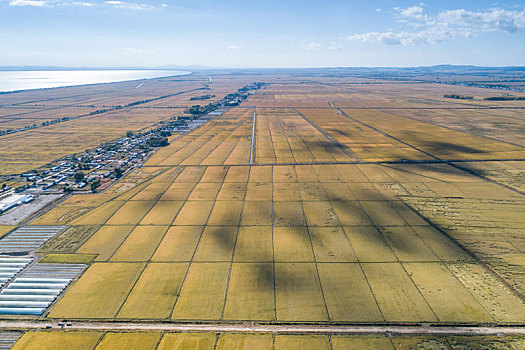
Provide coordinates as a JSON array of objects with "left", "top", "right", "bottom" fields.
[{"left": 0, "top": 70, "right": 190, "bottom": 92}]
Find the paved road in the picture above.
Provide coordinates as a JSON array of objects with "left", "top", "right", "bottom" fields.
[{"left": 0, "top": 320, "right": 524, "bottom": 336}]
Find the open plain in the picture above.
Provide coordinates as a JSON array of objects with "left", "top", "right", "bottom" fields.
[{"left": 0, "top": 70, "right": 524, "bottom": 348}]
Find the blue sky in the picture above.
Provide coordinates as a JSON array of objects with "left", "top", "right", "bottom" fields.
[{"left": 0, "top": 0, "right": 524, "bottom": 67}]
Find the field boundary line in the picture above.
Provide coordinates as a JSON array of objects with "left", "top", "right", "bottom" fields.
[
  {"left": 335, "top": 107, "right": 525, "bottom": 196},
  {"left": 293, "top": 108, "right": 359, "bottom": 161},
  {"left": 249, "top": 107, "right": 256, "bottom": 165},
  {"left": 167, "top": 168, "right": 210, "bottom": 320},
  {"left": 377, "top": 108, "right": 525, "bottom": 148},
  {"left": 141, "top": 158, "right": 525, "bottom": 168},
  {"left": 238, "top": 106, "right": 525, "bottom": 110},
  {"left": 400, "top": 198, "right": 525, "bottom": 302}
]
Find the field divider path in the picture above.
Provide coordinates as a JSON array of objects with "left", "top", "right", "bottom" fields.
[
  {"left": 0, "top": 86, "right": 206, "bottom": 137},
  {"left": 239, "top": 106, "right": 525, "bottom": 110},
  {"left": 249, "top": 108, "right": 256, "bottom": 165},
  {"left": 1, "top": 320, "right": 525, "bottom": 336},
  {"left": 293, "top": 108, "right": 360, "bottom": 161},
  {"left": 141, "top": 158, "right": 525, "bottom": 168},
  {"left": 377, "top": 108, "right": 525, "bottom": 148}
]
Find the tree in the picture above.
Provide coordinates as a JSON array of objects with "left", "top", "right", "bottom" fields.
[
  {"left": 126, "top": 131, "right": 133, "bottom": 137},
  {"left": 90, "top": 179, "right": 101, "bottom": 193},
  {"left": 147, "top": 136, "right": 169, "bottom": 147},
  {"left": 114, "top": 167, "right": 123, "bottom": 178},
  {"left": 74, "top": 171, "right": 84, "bottom": 183}
]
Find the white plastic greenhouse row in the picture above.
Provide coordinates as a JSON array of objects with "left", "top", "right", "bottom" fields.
[
  {"left": 0, "top": 258, "right": 33, "bottom": 288},
  {"left": 0, "top": 226, "right": 65, "bottom": 254},
  {"left": 0, "top": 263, "right": 86, "bottom": 315}
]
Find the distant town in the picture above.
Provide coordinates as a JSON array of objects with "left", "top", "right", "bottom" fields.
[{"left": 0, "top": 81, "right": 266, "bottom": 222}]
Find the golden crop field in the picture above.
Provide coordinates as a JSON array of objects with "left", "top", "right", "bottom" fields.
[
  {"left": 10, "top": 331, "right": 525, "bottom": 349},
  {"left": 4, "top": 72, "right": 525, "bottom": 348},
  {"left": 42, "top": 161, "right": 524, "bottom": 324}
]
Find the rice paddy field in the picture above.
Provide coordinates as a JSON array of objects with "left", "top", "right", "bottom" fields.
[
  {"left": 0, "top": 74, "right": 252, "bottom": 174},
  {"left": 10, "top": 331, "right": 525, "bottom": 350},
  {"left": 2, "top": 71, "right": 525, "bottom": 348}
]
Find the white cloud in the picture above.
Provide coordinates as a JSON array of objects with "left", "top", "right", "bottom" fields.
[
  {"left": 9, "top": 0, "right": 49, "bottom": 7},
  {"left": 122, "top": 47, "right": 157, "bottom": 54},
  {"left": 297, "top": 42, "right": 321, "bottom": 51},
  {"left": 71, "top": 1, "right": 93, "bottom": 6},
  {"left": 399, "top": 5, "right": 425, "bottom": 19},
  {"left": 346, "top": 7, "right": 525, "bottom": 45},
  {"left": 5, "top": 0, "right": 163, "bottom": 9},
  {"left": 328, "top": 41, "right": 342, "bottom": 50},
  {"left": 105, "top": 1, "right": 153, "bottom": 10}
]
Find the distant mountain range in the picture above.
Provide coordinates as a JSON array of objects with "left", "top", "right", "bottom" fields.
[{"left": 0, "top": 65, "right": 523, "bottom": 72}]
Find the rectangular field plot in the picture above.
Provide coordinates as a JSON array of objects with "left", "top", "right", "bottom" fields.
[
  {"left": 275, "top": 263, "right": 328, "bottom": 321},
  {"left": 207, "top": 201, "right": 243, "bottom": 226},
  {"left": 309, "top": 227, "right": 357, "bottom": 262},
  {"left": 71, "top": 201, "right": 125, "bottom": 225},
  {"left": 151, "top": 226, "right": 203, "bottom": 262},
  {"left": 117, "top": 263, "right": 188, "bottom": 319},
  {"left": 110, "top": 226, "right": 168, "bottom": 261},
  {"left": 105, "top": 201, "right": 156, "bottom": 225},
  {"left": 412, "top": 225, "right": 472, "bottom": 262},
  {"left": 331, "top": 201, "right": 372, "bottom": 226},
  {"left": 216, "top": 183, "right": 247, "bottom": 200},
  {"left": 200, "top": 166, "right": 229, "bottom": 182},
  {"left": 139, "top": 201, "right": 183, "bottom": 225},
  {"left": 223, "top": 263, "right": 275, "bottom": 320},
  {"left": 321, "top": 183, "right": 356, "bottom": 201},
  {"left": 273, "top": 201, "right": 306, "bottom": 226},
  {"left": 172, "top": 201, "right": 215, "bottom": 225},
  {"left": 157, "top": 333, "right": 217, "bottom": 350},
  {"left": 379, "top": 227, "right": 440, "bottom": 262},
  {"left": 95, "top": 332, "right": 162, "bottom": 350},
  {"left": 403, "top": 262, "right": 492, "bottom": 322},
  {"left": 362, "top": 262, "right": 437, "bottom": 322},
  {"left": 447, "top": 263, "right": 525, "bottom": 322},
  {"left": 233, "top": 226, "right": 273, "bottom": 262},
  {"left": 302, "top": 201, "right": 340, "bottom": 227},
  {"left": 48, "top": 262, "right": 145, "bottom": 319},
  {"left": 241, "top": 201, "right": 273, "bottom": 226},
  {"left": 224, "top": 166, "right": 250, "bottom": 182},
  {"left": 171, "top": 262, "right": 230, "bottom": 320},
  {"left": 318, "top": 263, "right": 383, "bottom": 322},
  {"left": 11, "top": 331, "right": 103, "bottom": 350},
  {"left": 245, "top": 182, "right": 272, "bottom": 201},
  {"left": 76, "top": 225, "right": 134, "bottom": 261},
  {"left": 275, "top": 335, "right": 330, "bottom": 350},
  {"left": 331, "top": 335, "right": 394, "bottom": 350},
  {"left": 188, "top": 183, "right": 222, "bottom": 200},
  {"left": 193, "top": 226, "right": 238, "bottom": 261},
  {"left": 274, "top": 227, "right": 314, "bottom": 262},
  {"left": 159, "top": 183, "right": 193, "bottom": 201},
  {"left": 360, "top": 201, "right": 406, "bottom": 226},
  {"left": 273, "top": 183, "right": 301, "bottom": 201},
  {"left": 216, "top": 334, "right": 273, "bottom": 350}
]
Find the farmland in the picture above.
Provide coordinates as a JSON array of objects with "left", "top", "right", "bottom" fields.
[
  {"left": 11, "top": 330, "right": 525, "bottom": 350},
  {"left": 0, "top": 69, "right": 524, "bottom": 348}
]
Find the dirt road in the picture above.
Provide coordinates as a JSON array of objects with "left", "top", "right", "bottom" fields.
[{"left": 0, "top": 320, "right": 524, "bottom": 336}]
